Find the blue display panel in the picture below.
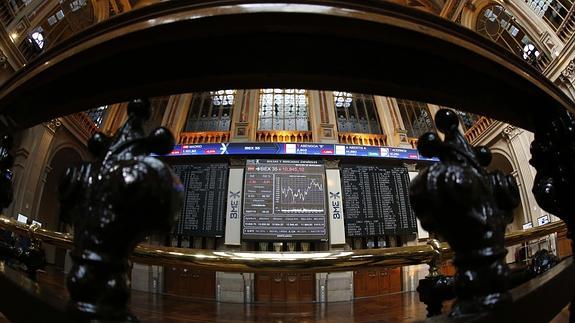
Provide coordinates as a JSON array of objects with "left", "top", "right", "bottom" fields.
[{"left": 167, "top": 143, "right": 436, "bottom": 161}]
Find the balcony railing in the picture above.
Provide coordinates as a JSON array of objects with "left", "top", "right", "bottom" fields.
[
  {"left": 64, "top": 112, "right": 99, "bottom": 138},
  {"left": 557, "top": 5, "right": 575, "bottom": 42},
  {"left": 338, "top": 132, "right": 387, "bottom": 146},
  {"left": 256, "top": 130, "right": 313, "bottom": 143},
  {"left": 409, "top": 117, "right": 497, "bottom": 148},
  {"left": 0, "top": 215, "right": 567, "bottom": 272},
  {"left": 464, "top": 116, "right": 495, "bottom": 144},
  {"left": 179, "top": 131, "right": 230, "bottom": 144}
]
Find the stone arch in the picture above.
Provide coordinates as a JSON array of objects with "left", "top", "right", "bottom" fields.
[
  {"left": 45, "top": 141, "right": 90, "bottom": 166},
  {"left": 36, "top": 146, "right": 84, "bottom": 267},
  {"left": 488, "top": 150, "right": 526, "bottom": 231},
  {"left": 488, "top": 150, "right": 529, "bottom": 264}
]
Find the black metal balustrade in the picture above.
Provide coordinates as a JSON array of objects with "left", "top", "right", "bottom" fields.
[
  {"left": 0, "top": 1, "right": 573, "bottom": 322},
  {"left": 59, "top": 98, "right": 182, "bottom": 321}
]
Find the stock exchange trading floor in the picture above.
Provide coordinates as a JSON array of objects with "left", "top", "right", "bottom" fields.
[{"left": 0, "top": 266, "right": 569, "bottom": 323}]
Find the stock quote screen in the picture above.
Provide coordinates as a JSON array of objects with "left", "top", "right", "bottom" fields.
[
  {"left": 171, "top": 163, "right": 229, "bottom": 237},
  {"left": 242, "top": 159, "right": 327, "bottom": 240},
  {"left": 341, "top": 164, "right": 417, "bottom": 237}
]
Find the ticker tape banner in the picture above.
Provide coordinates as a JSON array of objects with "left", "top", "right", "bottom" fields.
[{"left": 165, "top": 143, "right": 438, "bottom": 161}]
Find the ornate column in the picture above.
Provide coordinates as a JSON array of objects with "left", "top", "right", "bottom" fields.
[
  {"left": 229, "top": 90, "right": 249, "bottom": 142},
  {"left": 502, "top": 125, "right": 546, "bottom": 225},
  {"left": 100, "top": 103, "right": 128, "bottom": 136},
  {"left": 316, "top": 91, "right": 338, "bottom": 143},
  {"left": 557, "top": 60, "right": 575, "bottom": 101},
  {"left": 161, "top": 94, "right": 191, "bottom": 141},
  {"left": 245, "top": 90, "right": 259, "bottom": 142},
  {"left": 376, "top": 97, "right": 411, "bottom": 147},
  {"left": 8, "top": 121, "right": 60, "bottom": 219}
]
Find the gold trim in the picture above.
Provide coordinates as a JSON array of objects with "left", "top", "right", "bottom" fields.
[{"left": 0, "top": 215, "right": 566, "bottom": 272}]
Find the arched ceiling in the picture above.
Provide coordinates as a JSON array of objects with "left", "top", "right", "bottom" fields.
[{"left": 0, "top": 0, "right": 571, "bottom": 132}]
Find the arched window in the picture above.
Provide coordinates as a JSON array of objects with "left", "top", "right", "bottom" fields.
[
  {"left": 184, "top": 90, "right": 235, "bottom": 132},
  {"left": 333, "top": 91, "right": 382, "bottom": 134},
  {"left": 396, "top": 99, "right": 435, "bottom": 138},
  {"left": 258, "top": 89, "right": 309, "bottom": 131},
  {"left": 476, "top": 4, "right": 545, "bottom": 67}
]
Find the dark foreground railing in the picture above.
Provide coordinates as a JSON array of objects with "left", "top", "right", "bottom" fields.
[{"left": 0, "top": 1, "right": 573, "bottom": 322}]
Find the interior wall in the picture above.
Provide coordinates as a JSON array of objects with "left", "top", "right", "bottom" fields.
[
  {"left": 36, "top": 147, "right": 83, "bottom": 267},
  {"left": 488, "top": 152, "right": 525, "bottom": 232}
]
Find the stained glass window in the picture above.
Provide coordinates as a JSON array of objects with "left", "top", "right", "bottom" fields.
[
  {"left": 396, "top": 99, "right": 435, "bottom": 138},
  {"left": 333, "top": 91, "right": 382, "bottom": 134},
  {"left": 184, "top": 90, "right": 235, "bottom": 132},
  {"left": 258, "top": 89, "right": 309, "bottom": 131}
]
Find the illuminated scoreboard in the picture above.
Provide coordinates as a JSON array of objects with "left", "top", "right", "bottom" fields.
[{"left": 242, "top": 159, "right": 327, "bottom": 240}]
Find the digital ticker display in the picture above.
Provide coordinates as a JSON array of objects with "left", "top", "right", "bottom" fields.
[
  {"left": 172, "top": 163, "right": 228, "bottom": 237},
  {"left": 242, "top": 159, "right": 327, "bottom": 240},
  {"left": 341, "top": 164, "right": 417, "bottom": 237},
  {"left": 166, "top": 143, "right": 436, "bottom": 161}
]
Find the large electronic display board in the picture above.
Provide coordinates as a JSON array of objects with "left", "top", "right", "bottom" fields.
[
  {"left": 341, "top": 164, "right": 417, "bottom": 237},
  {"left": 172, "top": 163, "right": 228, "bottom": 237},
  {"left": 242, "top": 159, "right": 328, "bottom": 240}
]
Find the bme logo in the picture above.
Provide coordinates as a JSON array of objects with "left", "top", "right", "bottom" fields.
[
  {"left": 229, "top": 191, "right": 240, "bottom": 219},
  {"left": 329, "top": 191, "right": 341, "bottom": 219},
  {"left": 229, "top": 191, "right": 240, "bottom": 199}
]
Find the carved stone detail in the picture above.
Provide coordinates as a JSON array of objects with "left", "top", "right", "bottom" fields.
[
  {"left": 59, "top": 98, "right": 183, "bottom": 321},
  {"left": 502, "top": 125, "right": 521, "bottom": 141},
  {"left": 561, "top": 60, "right": 575, "bottom": 84},
  {"left": 324, "top": 159, "right": 340, "bottom": 169},
  {"left": 44, "top": 118, "right": 62, "bottom": 133},
  {"left": 410, "top": 109, "right": 520, "bottom": 316}
]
